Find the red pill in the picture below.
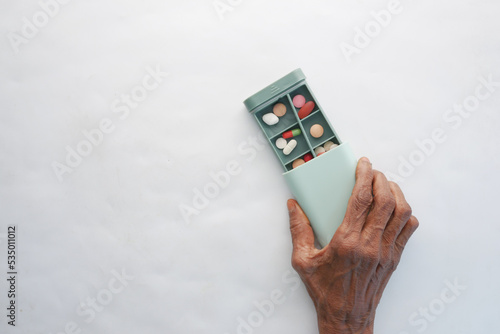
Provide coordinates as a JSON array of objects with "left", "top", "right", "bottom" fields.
[
  {"left": 303, "top": 153, "right": 313, "bottom": 162},
  {"left": 298, "top": 101, "right": 315, "bottom": 119}
]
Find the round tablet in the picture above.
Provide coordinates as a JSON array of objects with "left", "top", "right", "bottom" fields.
[
  {"left": 275, "top": 137, "right": 287, "bottom": 149},
  {"left": 314, "top": 146, "right": 326, "bottom": 156},
  {"left": 292, "top": 158, "right": 305, "bottom": 169},
  {"left": 303, "top": 153, "right": 313, "bottom": 162},
  {"left": 292, "top": 95, "right": 306, "bottom": 108},
  {"left": 310, "top": 124, "right": 324, "bottom": 138},
  {"left": 324, "top": 141, "right": 338, "bottom": 152},
  {"left": 273, "top": 103, "right": 287, "bottom": 117}
]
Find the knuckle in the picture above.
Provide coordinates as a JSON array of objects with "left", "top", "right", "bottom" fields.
[
  {"left": 379, "top": 249, "right": 399, "bottom": 271},
  {"left": 361, "top": 247, "right": 380, "bottom": 263},
  {"left": 289, "top": 221, "right": 302, "bottom": 236},
  {"left": 388, "top": 181, "right": 402, "bottom": 195},
  {"left": 335, "top": 237, "right": 381, "bottom": 266},
  {"left": 377, "top": 193, "right": 396, "bottom": 213},
  {"left": 395, "top": 238, "right": 407, "bottom": 253},
  {"left": 335, "top": 240, "right": 360, "bottom": 259},
  {"left": 335, "top": 224, "right": 347, "bottom": 236},
  {"left": 388, "top": 180, "right": 399, "bottom": 189},
  {"left": 356, "top": 239, "right": 380, "bottom": 263},
  {"left": 397, "top": 203, "right": 413, "bottom": 221},
  {"left": 408, "top": 215, "right": 420, "bottom": 230},
  {"left": 354, "top": 186, "right": 373, "bottom": 209},
  {"left": 387, "top": 257, "right": 399, "bottom": 271}
]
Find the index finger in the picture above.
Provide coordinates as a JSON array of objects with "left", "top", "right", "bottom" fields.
[{"left": 340, "top": 157, "right": 374, "bottom": 233}]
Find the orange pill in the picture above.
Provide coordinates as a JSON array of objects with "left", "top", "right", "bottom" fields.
[
  {"left": 273, "top": 103, "right": 287, "bottom": 117},
  {"left": 310, "top": 124, "right": 324, "bottom": 138},
  {"left": 292, "top": 159, "right": 305, "bottom": 169}
]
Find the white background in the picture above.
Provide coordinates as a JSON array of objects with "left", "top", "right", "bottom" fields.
[{"left": 1, "top": 0, "right": 499, "bottom": 333}]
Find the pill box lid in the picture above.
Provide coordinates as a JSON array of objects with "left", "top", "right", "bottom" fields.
[{"left": 243, "top": 68, "right": 306, "bottom": 113}]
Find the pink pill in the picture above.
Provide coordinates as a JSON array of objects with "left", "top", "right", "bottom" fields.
[{"left": 293, "top": 95, "right": 306, "bottom": 108}]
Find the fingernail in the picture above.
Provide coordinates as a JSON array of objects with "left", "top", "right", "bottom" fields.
[
  {"left": 287, "top": 199, "right": 296, "bottom": 213},
  {"left": 360, "top": 157, "right": 370, "bottom": 163}
]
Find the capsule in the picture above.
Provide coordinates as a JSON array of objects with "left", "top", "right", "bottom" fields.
[{"left": 282, "top": 128, "right": 301, "bottom": 139}]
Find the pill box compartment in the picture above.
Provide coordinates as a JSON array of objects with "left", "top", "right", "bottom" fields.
[
  {"left": 284, "top": 151, "right": 315, "bottom": 171},
  {"left": 270, "top": 133, "right": 311, "bottom": 167},
  {"left": 289, "top": 85, "right": 317, "bottom": 112},
  {"left": 301, "top": 112, "right": 336, "bottom": 149},
  {"left": 315, "top": 136, "right": 341, "bottom": 152},
  {"left": 254, "top": 96, "right": 298, "bottom": 139}
]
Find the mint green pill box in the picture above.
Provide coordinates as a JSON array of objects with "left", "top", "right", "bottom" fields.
[{"left": 243, "top": 69, "right": 357, "bottom": 247}]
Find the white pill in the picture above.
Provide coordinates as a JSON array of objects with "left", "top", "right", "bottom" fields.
[
  {"left": 324, "top": 141, "right": 338, "bottom": 152},
  {"left": 262, "top": 113, "right": 279, "bottom": 125},
  {"left": 283, "top": 139, "right": 297, "bottom": 156},
  {"left": 314, "top": 146, "right": 326, "bottom": 156},
  {"left": 276, "top": 137, "right": 287, "bottom": 149}
]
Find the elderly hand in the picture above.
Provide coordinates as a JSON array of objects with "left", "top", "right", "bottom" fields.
[{"left": 288, "top": 157, "right": 419, "bottom": 334}]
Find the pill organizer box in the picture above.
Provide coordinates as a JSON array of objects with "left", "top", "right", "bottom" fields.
[{"left": 243, "top": 69, "right": 358, "bottom": 247}]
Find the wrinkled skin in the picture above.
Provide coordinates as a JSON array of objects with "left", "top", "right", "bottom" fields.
[{"left": 288, "top": 157, "right": 419, "bottom": 334}]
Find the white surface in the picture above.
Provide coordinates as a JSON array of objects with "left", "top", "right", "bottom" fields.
[{"left": 1, "top": 1, "right": 499, "bottom": 333}]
